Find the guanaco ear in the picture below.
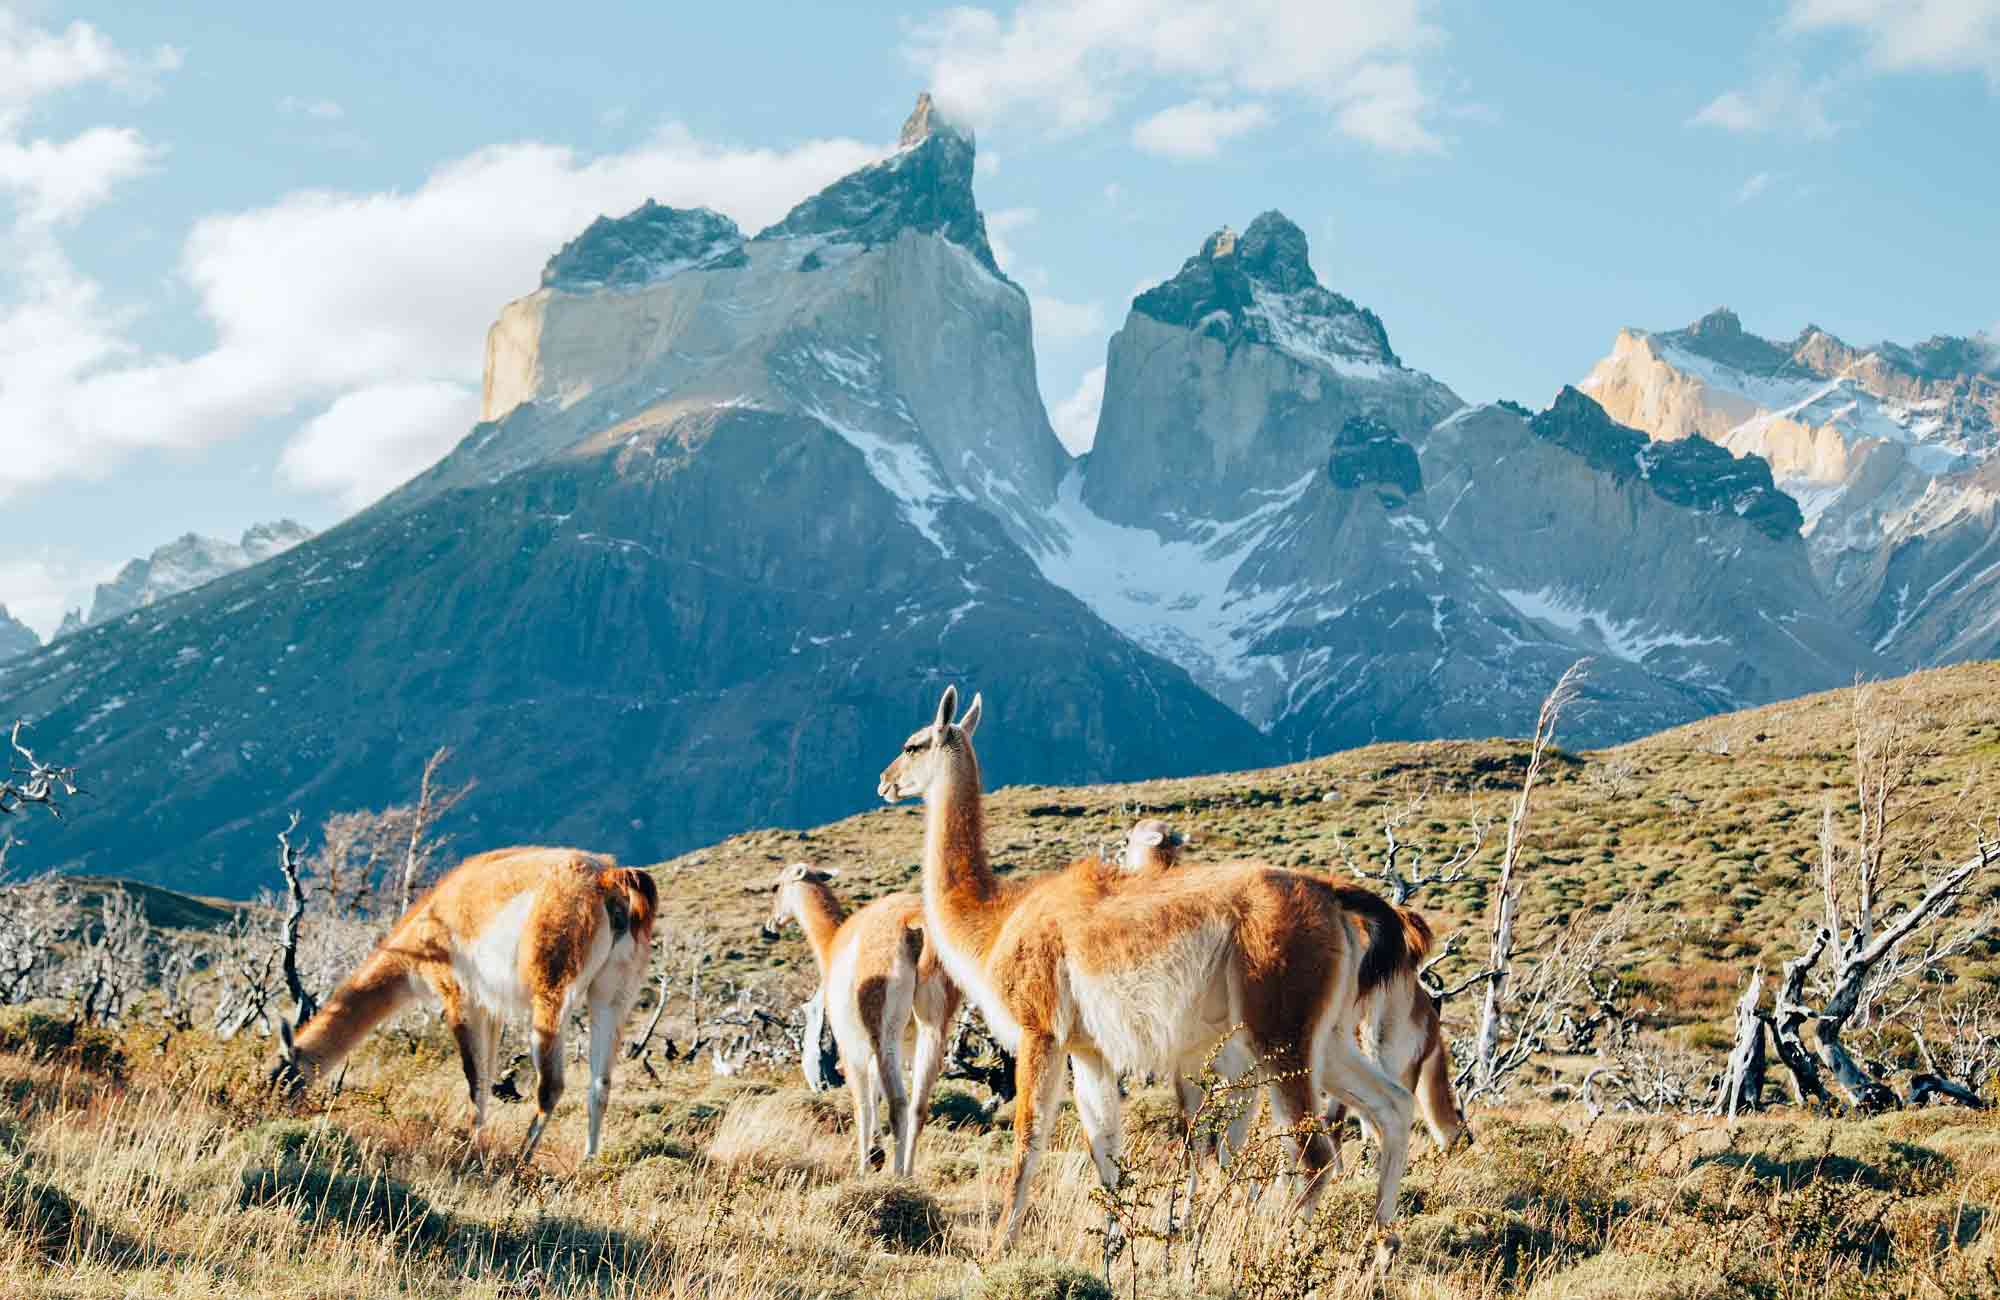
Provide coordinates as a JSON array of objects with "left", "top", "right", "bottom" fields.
[
  {"left": 804, "top": 867, "right": 840, "bottom": 882},
  {"left": 934, "top": 685, "right": 958, "bottom": 733},
  {"left": 958, "top": 691, "right": 983, "bottom": 739}
]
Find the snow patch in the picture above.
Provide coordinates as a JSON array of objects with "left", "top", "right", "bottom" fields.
[{"left": 1496, "top": 585, "right": 1726, "bottom": 663}]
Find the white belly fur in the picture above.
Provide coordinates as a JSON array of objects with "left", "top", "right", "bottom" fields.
[
  {"left": 1070, "top": 919, "right": 1232, "bottom": 1075},
  {"left": 454, "top": 891, "right": 538, "bottom": 1018}
]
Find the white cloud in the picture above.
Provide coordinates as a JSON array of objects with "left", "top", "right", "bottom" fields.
[
  {"left": 1734, "top": 171, "right": 1774, "bottom": 204},
  {"left": 0, "top": 549, "right": 102, "bottom": 642},
  {"left": 905, "top": 0, "right": 1448, "bottom": 155},
  {"left": 1787, "top": 0, "right": 2000, "bottom": 79},
  {"left": 278, "top": 95, "right": 344, "bottom": 121},
  {"left": 0, "top": 124, "right": 157, "bottom": 225},
  {"left": 1689, "top": 65, "right": 1838, "bottom": 137},
  {"left": 1049, "top": 364, "right": 1105, "bottom": 452},
  {"left": 0, "top": 11, "right": 178, "bottom": 117},
  {"left": 1033, "top": 293, "right": 1108, "bottom": 345},
  {"left": 985, "top": 204, "right": 1037, "bottom": 268},
  {"left": 1132, "top": 99, "right": 1272, "bottom": 159},
  {"left": 1017, "top": 266, "right": 1107, "bottom": 349},
  {"left": 0, "top": 116, "right": 882, "bottom": 501},
  {"left": 278, "top": 381, "right": 481, "bottom": 511}
]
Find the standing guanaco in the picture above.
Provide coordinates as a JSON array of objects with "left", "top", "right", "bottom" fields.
[{"left": 759, "top": 863, "right": 960, "bottom": 1176}]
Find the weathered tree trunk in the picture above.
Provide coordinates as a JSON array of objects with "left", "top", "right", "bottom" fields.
[
  {"left": 1719, "top": 965, "right": 1767, "bottom": 1120},
  {"left": 277, "top": 814, "right": 318, "bottom": 1027},
  {"left": 1769, "top": 929, "right": 1836, "bottom": 1107}
]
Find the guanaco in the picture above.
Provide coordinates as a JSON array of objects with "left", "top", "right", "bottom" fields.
[
  {"left": 759, "top": 863, "right": 961, "bottom": 1176},
  {"left": 271, "top": 847, "right": 658, "bottom": 1162},
  {"left": 877, "top": 687, "right": 1416, "bottom": 1265},
  {"left": 1118, "top": 818, "right": 1467, "bottom": 1176}
]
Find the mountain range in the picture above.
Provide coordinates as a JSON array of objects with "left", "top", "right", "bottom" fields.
[{"left": 0, "top": 94, "right": 1990, "bottom": 895}]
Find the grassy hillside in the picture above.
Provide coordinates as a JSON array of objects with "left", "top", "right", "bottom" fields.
[
  {"left": 4, "top": 664, "right": 1999, "bottom": 1296},
  {"left": 654, "top": 662, "right": 2000, "bottom": 1025}
]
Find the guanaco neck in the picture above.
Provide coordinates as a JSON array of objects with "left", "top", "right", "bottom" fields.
[
  {"left": 922, "top": 741, "right": 1005, "bottom": 954},
  {"left": 783, "top": 882, "right": 847, "bottom": 976}
]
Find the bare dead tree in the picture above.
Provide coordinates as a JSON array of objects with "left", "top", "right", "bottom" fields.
[
  {"left": 1, "top": 721, "right": 79, "bottom": 821},
  {"left": 210, "top": 909, "right": 281, "bottom": 1039},
  {"left": 1457, "top": 897, "right": 1641, "bottom": 1100},
  {"left": 1907, "top": 990, "right": 2000, "bottom": 1109},
  {"left": 154, "top": 935, "right": 202, "bottom": 1032},
  {"left": 940, "top": 1009, "right": 1017, "bottom": 1112},
  {"left": 397, "top": 746, "right": 475, "bottom": 914},
  {"left": 1466, "top": 658, "right": 1590, "bottom": 1101},
  {"left": 0, "top": 874, "right": 82, "bottom": 1003},
  {"left": 67, "top": 885, "right": 151, "bottom": 1026},
  {"left": 624, "top": 962, "right": 675, "bottom": 1061},
  {"left": 1583, "top": 1034, "right": 1718, "bottom": 1117},
  {"left": 276, "top": 812, "right": 318, "bottom": 1028},
  {"left": 309, "top": 809, "right": 399, "bottom": 920},
  {"left": 1758, "top": 686, "right": 2000, "bottom": 1113},
  {"left": 1344, "top": 785, "right": 1487, "bottom": 906}
]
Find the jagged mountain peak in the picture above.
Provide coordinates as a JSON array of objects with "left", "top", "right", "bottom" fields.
[
  {"left": 1132, "top": 209, "right": 1398, "bottom": 367},
  {"left": 0, "top": 604, "right": 37, "bottom": 664},
  {"left": 899, "top": 90, "right": 969, "bottom": 149},
  {"left": 1531, "top": 387, "right": 1803, "bottom": 540},
  {"left": 541, "top": 203, "right": 745, "bottom": 292},
  {"left": 1688, "top": 306, "right": 1744, "bottom": 339},
  {"left": 755, "top": 91, "right": 1000, "bottom": 276}
]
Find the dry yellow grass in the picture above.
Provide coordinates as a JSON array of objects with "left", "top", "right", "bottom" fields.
[{"left": 3, "top": 1023, "right": 1999, "bottom": 1298}]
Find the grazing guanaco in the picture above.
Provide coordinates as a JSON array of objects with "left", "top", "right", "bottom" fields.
[
  {"left": 1119, "top": 818, "right": 1467, "bottom": 1174},
  {"left": 271, "top": 847, "right": 658, "bottom": 1162},
  {"left": 877, "top": 687, "right": 1416, "bottom": 1264},
  {"left": 759, "top": 864, "right": 962, "bottom": 1176}
]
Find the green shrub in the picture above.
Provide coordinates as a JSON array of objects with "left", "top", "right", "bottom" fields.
[
  {"left": 1524, "top": 1250, "right": 1723, "bottom": 1299},
  {"left": 813, "top": 1176, "right": 947, "bottom": 1252},
  {"left": 0, "top": 1010, "right": 127, "bottom": 1078},
  {"left": 236, "top": 1118, "right": 364, "bottom": 1172},
  {"left": 237, "top": 1161, "right": 444, "bottom": 1244},
  {"left": 928, "top": 1082, "right": 995, "bottom": 1130},
  {"left": 973, "top": 1260, "right": 1113, "bottom": 1300},
  {"left": 601, "top": 1124, "right": 697, "bottom": 1166}
]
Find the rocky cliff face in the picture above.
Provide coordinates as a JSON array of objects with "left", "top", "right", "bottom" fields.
[
  {"left": 64, "top": 521, "right": 313, "bottom": 633},
  {"left": 1082, "top": 213, "right": 1457, "bottom": 527},
  {"left": 464, "top": 94, "right": 1065, "bottom": 550},
  {"left": 0, "top": 607, "right": 36, "bottom": 663},
  {"left": 0, "top": 95, "right": 1270, "bottom": 893},
  {"left": 1579, "top": 309, "right": 2000, "bottom": 660}
]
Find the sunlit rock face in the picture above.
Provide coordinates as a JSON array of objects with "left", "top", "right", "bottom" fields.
[{"left": 1580, "top": 309, "right": 2000, "bottom": 659}]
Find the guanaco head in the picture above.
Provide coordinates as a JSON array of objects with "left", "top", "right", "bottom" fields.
[
  {"left": 1121, "top": 818, "right": 1185, "bottom": 872},
  {"left": 757, "top": 862, "right": 839, "bottom": 940},
  {"left": 877, "top": 685, "right": 982, "bottom": 802}
]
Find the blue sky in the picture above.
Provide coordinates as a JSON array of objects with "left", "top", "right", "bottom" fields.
[{"left": 2, "top": 0, "right": 1996, "bottom": 637}]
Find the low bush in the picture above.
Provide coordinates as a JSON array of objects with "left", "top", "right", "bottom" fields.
[{"left": 814, "top": 1175, "right": 947, "bottom": 1252}]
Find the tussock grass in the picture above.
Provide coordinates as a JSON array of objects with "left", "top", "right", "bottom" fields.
[{"left": 0, "top": 1012, "right": 1996, "bottom": 1297}]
